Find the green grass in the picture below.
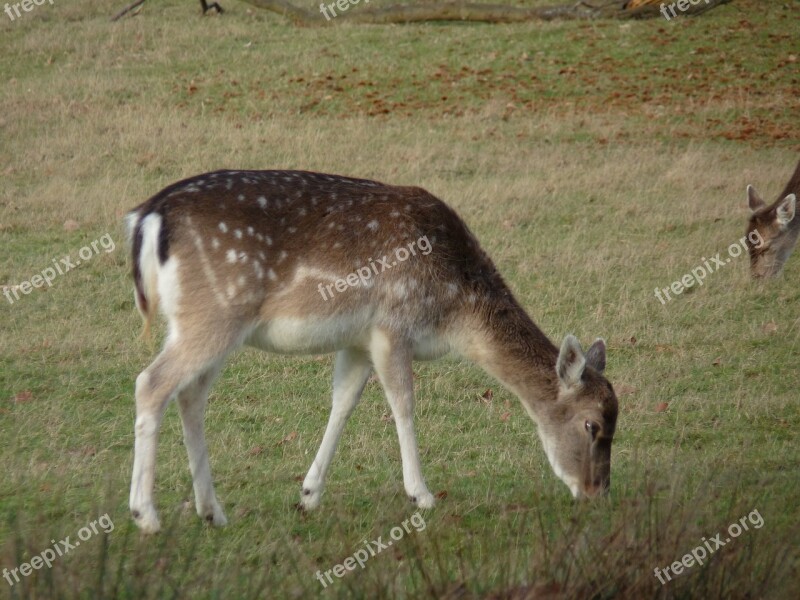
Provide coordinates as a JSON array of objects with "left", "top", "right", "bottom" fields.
[{"left": 1, "top": 0, "right": 799, "bottom": 598}]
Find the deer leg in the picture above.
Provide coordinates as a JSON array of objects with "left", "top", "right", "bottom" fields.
[
  {"left": 369, "top": 331, "right": 435, "bottom": 509},
  {"left": 176, "top": 360, "right": 226, "bottom": 526},
  {"left": 300, "top": 348, "right": 372, "bottom": 510}
]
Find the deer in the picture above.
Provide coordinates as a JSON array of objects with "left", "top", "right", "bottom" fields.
[
  {"left": 125, "top": 169, "right": 618, "bottom": 534},
  {"left": 745, "top": 159, "right": 799, "bottom": 278}
]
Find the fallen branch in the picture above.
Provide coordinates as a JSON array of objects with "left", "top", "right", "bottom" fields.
[
  {"left": 241, "top": 0, "right": 734, "bottom": 25},
  {"left": 110, "top": 0, "right": 734, "bottom": 24},
  {"left": 111, "top": 0, "right": 146, "bottom": 21},
  {"left": 112, "top": 0, "right": 224, "bottom": 21}
]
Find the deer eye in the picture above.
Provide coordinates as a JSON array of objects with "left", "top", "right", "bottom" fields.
[{"left": 585, "top": 420, "right": 600, "bottom": 439}]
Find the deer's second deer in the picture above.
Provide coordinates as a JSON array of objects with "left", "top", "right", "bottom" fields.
[
  {"left": 125, "top": 170, "right": 618, "bottom": 533},
  {"left": 746, "top": 159, "right": 799, "bottom": 278}
]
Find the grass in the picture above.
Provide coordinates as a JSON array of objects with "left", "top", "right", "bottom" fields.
[{"left": 1, "top": 0, "right": 799, "bottom": 598}]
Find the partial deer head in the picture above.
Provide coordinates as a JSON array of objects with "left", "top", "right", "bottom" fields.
[
  {"left": 745, "top": 160, "right": 800, "bottom": 278},
  {"left": 538, "top": 336, "right": 616, "bottom": 498}
]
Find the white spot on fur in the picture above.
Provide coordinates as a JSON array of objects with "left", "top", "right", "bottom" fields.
[
  {"left": 247, "top": 227, "right": 254, "bottom": 236},
  {"left": 219, "top": 222, "right": 228, "bottom": 233},
  {"left": 257, "top": 197, "right": 267, "bottom": 209},
  {"left": 211, "top": 238, "right": 220, "bottom": 250},
  {"left": 234, "top": 229, "right": 243, "bottom": 239},
  {"left": 268, "top": 268, "right": 277, "bottom": 281},
  {"left": 226, "top": 249, "right": 237, "bottom": 264}
]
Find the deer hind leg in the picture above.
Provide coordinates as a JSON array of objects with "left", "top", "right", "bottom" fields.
[
  {"left": 369, "top": 330, "right": 435, "bottom": 509},
  {"left": 176, "top": 359, "right": 226, "bottom": 527},
  {"left": 130, "top": 332, "right": 239, "bottom": 534},
  {"left": 300, "top": 348, "right": 372, "bottom": 511}
]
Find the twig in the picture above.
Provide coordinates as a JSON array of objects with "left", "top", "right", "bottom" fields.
[{"left": 111, "top": 0, "right": 146, "bottom": 22}]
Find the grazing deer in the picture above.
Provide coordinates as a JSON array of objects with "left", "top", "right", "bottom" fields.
[
  {"left": 746, "top": 159, "right": 799, "bottom": 278},
  {"left": 125, "top": 170, "right": 618, "bottom": 533}
]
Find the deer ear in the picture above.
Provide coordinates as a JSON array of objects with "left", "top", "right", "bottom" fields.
[
  {"left": 776, "top": 194, "right": 796, "bottom": 229},
  {"left": 748, "top": 185, "right": 766, "bottom": 212},
  {"left": 557, "top": 335, "right": 586, "bottom": 388},
  {"left": 585, "top": 338, "right": 606, "bottom": 373}
]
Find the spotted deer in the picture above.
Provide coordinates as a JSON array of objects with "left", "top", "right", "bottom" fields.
[
  {"left": 746, "top": 159, "right": 799, "bottom": 278},
  {"left": 125, "top": 170, "right": 618, "bottom": 534}
]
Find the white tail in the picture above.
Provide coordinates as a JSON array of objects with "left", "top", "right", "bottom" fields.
[{"left": 126, "top": 170, "right": 618, "bottom": 533}]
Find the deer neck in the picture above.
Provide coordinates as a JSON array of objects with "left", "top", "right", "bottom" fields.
[{"left": 458, "top": 291, "right": 560, "bottom": 421}]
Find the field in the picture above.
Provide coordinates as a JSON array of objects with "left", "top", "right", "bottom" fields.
[{"left": 1, "top": 0, "right": 798, "bottom": 598}]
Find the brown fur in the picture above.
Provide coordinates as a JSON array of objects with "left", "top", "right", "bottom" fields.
[
  {"left": 126, "top": 170, "right": 619, "bottom": 532},
  {"left": 746, "top": 159, "right": 800, "bottom": 278}
]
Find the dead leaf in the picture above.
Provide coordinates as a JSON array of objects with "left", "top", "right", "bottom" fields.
[
  {"left": 655, "top": 402, "right": 669, "bottom": 413},
  {"left": 12, "top": 390, "right": 33, "bottom": 403},
  {"left": 435, "top": 490, "right": 448, "bottom": 500},
  {"left": 480, "top": 389, "right": 493, "bottom": 404},
  {"left": 500, "top": 411, "right": 511, "bottom": 422},
  {"left": 712, "top": 357, "right": 722, "bottom": 366},
  {"left": 762, "top": 321, "right": 778, "bottom": 335},
  {"left": 380, "top": 412, "right": 394, "bottom": 423},
  {"left": 616, "top": 384, "right": 637, "bottom": 397},
  {"left": 248, "top": 446, "right": 264, "bottom": 456},
  {"left": 63, "top": 219, "right": 80, "bottom": 232},
  {"left": 276, "top": 431, "right": 297, "bottom": 446}
]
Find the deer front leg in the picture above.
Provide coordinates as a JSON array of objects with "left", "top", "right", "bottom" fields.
[
  {"left": 300, "top": 348, "right": 372, "bottom": 510},
  {"left": 369, "top": 330, "right": 435, "bottom": 509}
]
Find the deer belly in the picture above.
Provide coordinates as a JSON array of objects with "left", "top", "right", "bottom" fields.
[{"left": 245, "top": 313, "right": 372, "bottom": 355}]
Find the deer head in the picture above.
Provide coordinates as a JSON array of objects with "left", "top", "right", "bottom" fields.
[
  {"left": 536, "top": 336, "right": 617, "bottom": 498},
  {"left": 746, "top": 185, "right": 797, "bottom": 278}
]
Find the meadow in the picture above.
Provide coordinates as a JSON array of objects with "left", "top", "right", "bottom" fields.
[{"left": 1, "top": 0, "right": 798, "bottom": 598}]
